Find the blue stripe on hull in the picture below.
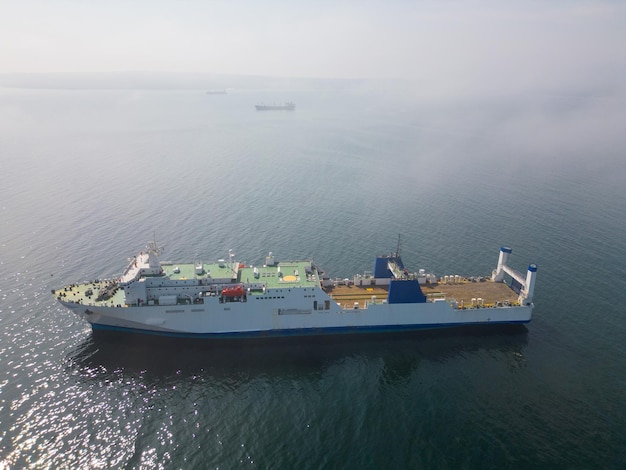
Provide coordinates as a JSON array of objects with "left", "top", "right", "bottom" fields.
[{"left": 91, "top": 320, "right": 531, "bottom": 339}]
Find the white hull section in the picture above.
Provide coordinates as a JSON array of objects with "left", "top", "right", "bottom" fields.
[{"left": 61, "top": 290, "right": 532, "bottom": 338}]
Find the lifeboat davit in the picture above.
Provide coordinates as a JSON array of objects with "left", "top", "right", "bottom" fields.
[{"left": 222, "top": 285, "right": 245, "bottom": 297}]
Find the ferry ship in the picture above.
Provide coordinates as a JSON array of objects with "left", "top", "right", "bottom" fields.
[
  {"left": 53, "top": 241, "right": 537, "bottom": 338},
  {"left": 255, "top": 102, "right": 295, "bottom": 111}
]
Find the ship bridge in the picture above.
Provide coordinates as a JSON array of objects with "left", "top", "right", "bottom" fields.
[{"left": 119, "top": 240, "right": 164, "bottom": 285}]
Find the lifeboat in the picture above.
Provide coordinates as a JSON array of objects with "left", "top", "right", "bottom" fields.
[{"left": 222, "top": 285, "right": 245, "bottom": 297}]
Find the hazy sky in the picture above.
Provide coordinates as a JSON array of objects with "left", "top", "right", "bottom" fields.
[{"left": 1, "top": 0, "right": 625, "bottom": 94}]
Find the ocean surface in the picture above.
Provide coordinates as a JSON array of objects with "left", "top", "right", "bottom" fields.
[{"left": 1, "top": 83, "right": 625, "bottom": 469}]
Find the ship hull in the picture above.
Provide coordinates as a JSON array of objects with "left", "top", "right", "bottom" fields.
[
  {"left": 60, "top": 297, "right": 532, "bottom": 339},
  {"left": 255, "top": 103, "right": 295, "bottom": 111}
]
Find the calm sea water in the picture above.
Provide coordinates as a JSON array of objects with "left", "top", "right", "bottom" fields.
[{"left": 1, "top": 84, "right": 625, "bottom": 468}]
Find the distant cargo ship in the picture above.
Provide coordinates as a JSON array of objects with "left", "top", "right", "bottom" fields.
[
  {"left": 53, "top": 239, "right": 537, "bottom": 339},
  {"left": 255, "top": 102, "right": 295, "bottom": 111},
  {"left": 206, "top": 89, "right": 227, "bottom": 95}
]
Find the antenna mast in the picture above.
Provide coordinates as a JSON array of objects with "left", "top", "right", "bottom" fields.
[{"left": 148, "top": 231, "right": 164, "bottom": 256}]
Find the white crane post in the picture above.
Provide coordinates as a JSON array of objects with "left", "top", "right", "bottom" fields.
[
  {"left": 522, "top": 264, "right": 538, "bottom": 305},
  {"left": 492, "top": 246, "right": 512, "bottom": 282}
]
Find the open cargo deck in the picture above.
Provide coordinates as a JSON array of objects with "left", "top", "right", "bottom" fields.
[{"left": 324, "top": 279, "right": 520, "bottom": 309}]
